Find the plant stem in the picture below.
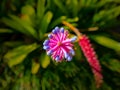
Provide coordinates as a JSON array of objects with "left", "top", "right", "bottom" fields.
[{"left": 62, "top": 21, "right": 82, "bottom": 39}]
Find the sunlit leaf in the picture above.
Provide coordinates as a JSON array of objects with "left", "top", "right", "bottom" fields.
[
  {"left": 37, "top": 0, "right": 45, "bottom": 20},
  {"left": 50, "top": 16, "right": 66, "bottom": 28},
  {"left": 93, "top": 6, "right": 120, "bottom": 24},
  {"left": 91, "top": 35, "right": 120, "bottom": 51},
  {"left": 4, "top": 43, "right": 38, "bottom": 67},
  {"left": 20, "top": 14, "right": 33, "bottom": 26},
  {"left": 40, "top": 53, "right": 50, "bottom": 68},
  {"left": 2, "top": 18, "right": 28, "bottom": 34},
  {"left": 9, "top": 15, "right": 38, "bottom": 39},
  {"left": 39, "top": 11, "right": 53, "bottom": 39},
  {"left": 21, "top": 5, "right": 35, "bottom": 16},
  {"left": 103, "top": 59, "right": 120, "bottom": 73},
  {"left": 0, "top": 28, "right": 13, "bottom": 33},
  {"left": 31, "top": 60, "right": 40, "bottom": 74}
]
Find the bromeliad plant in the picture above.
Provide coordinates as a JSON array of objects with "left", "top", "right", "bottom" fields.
[{"left": 1, "top": 0, "right": 120, "bottom": 90}]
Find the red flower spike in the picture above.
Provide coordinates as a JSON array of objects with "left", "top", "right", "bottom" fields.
[
  {"left": 62, "top": 21, "right": 103, "bottom": 88},
  {"left": 79, "top": 35, "right": 103, "bottom": 88}
]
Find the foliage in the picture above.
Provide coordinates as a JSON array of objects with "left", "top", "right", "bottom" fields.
[{"left": 0, "top": 0, "right": 120, "bottom": 90}]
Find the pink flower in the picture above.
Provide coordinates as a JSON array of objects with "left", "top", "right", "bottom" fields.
[
  {"left": 79, "top": 35, "right": 103, "bottom": 88},
  {"left": 43, "top": 27, "right": 77, "bottom": 62}
]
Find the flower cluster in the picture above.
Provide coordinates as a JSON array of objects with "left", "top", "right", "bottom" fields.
[
  {"left": 79, "top": 35, "right": 103, "bottom": 88},
  {"left": 43, "top": 27, "right": 77, "bottom": 62}
]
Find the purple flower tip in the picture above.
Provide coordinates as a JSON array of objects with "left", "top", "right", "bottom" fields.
[
  {"left": 43, "top": 27, "right": 77, "bottom": 62},
  {"left": 60, "top": 27, "right": 64, "bottom": 33},
  {"left": 70, "top": 36, "right": 77, "bottom": 42},
  {"left": 52, "top": 27, "right": 59, "bottom": 34},
  {"left": 70, "top": 49, "right": 75, "bottom": 55},
  {"left": 43, "top": 46, "right": 49, "bottom": 50},
  {"left": 64, "top": 53, "right": 69, "bottom": 59},
  {"left": 55, "top": 56, "right": 60, "bottom": 61},
  {"left": 67, "top": 56, "right": 72, "bottom": 61},
  {"left": 47, "top": 50, "right": 53, "bottom": 55},
  {"left": 48, "top": 34, "right": 53, "bottom": 38},
  {"left": 43, "top": 40, "right": 50, "bottom": 45},
  {"left": 55, "top": 26, "right": 59, "bottom": 30}
]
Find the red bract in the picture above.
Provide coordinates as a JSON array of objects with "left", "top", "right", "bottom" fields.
[{"left": 79, "top": 35, "right": 103, "bottom": 88}]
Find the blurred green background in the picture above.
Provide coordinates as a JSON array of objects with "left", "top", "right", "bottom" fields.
[{"left": 0, "top": 0, "right": 120, "bottom": 90}]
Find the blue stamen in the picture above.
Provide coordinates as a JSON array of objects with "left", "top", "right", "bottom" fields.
[
  {"left": 70, "top": 49, "right": 75, "bottom": 55},
  {"left": 55, "top": 56, "right": 59, "bottom": 61},
  {"left": 48, "top": 34, "right": 53, "bottom": 38},
  {"left": 43, "top": 46, "right": 50, "bottom": 50},
  {"left": 52, "top": 27, "right": 59, "bottom": 34},
  {"left": 65, "top": 53, "right": 69, "bottom": 59},
  {"left": 47, "top": 50, "right": 53, "bottom": 55},
  {"left": 60, "top": 27, "right": 64, "bottom": 33},
  {"left": 67, "top": 56, "right": 72, "bottom": 61},
  {"left": 43, "top": 40, "right": 50, "bottom": 45},
  {"left": 55, "top": 26, "right": 59, "bottom": 30},
  {"left": 70, "top": 36, "right": 77, "bottom": 42},
  {"left": 52, "top": 29, "right": 56, "bottom": 34},
  {"left": 52, "top": 29, "right": 58, "bottom": 34}
]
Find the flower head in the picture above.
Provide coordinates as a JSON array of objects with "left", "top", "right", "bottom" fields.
[{"left": 43, "top": 27, "right": 77, "bottom": 62}]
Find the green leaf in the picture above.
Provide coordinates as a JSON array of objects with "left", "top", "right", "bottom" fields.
[
  {"left": 74, "top": 0, "right": 79, "bottom": 16},
  {"left": 13, "top": 73, "right": 31, "bottom": 90},
  {"left": 96, "top": 0, "right": 114, "bottom": 8},
  {"left": 91, "top": 35, "right": 120, "bottom": 51},
  {"left": 40, "top": 53, "right": 50, "bottom": 68},
  {"left": 39, "top": 11, "right": 53, "bottom": 39},
  {"left": 93, "top": 6, "right": 120, "bottom": 23},
  {"left": 20, "top": 14, "right": 33, "bottom": 27},
  {"left": 50, "top": 16, "right": 66, "bottom": 28},
  {"left": 79, "top": 0, "right": 86, "bottom": 7},
  {"left": 31, "top": 60, "right": 40, "bottom": 74},
  {"left": 69, "top": 0, "right": 79, "bottom": 16},
  {"left": 103, "top": 59, "right": 120, "bottom": 72},
  {"left": 85, "top": 0, "right": 93, "bottom": 7},
  {"left": 31, "top": 75, "right": 40, "bottom": 90},
  {"left": 0, "top": 28, "right": 13, "bottom": 33},
  {"left": 37, "top": 0, "right": 45, "bottom": 20},
  {"left": 4, "top": 43, "right": 38, "bottom": 67},
  {"left": 66, "top": 17, "right": 79, "bottom": 23},
  {"left": 53, "top": 0, "right": 68, "bottom": 14},
  {"left": 4, "top": 41, "right": 24, "bottom": 47},
  {"left": 9, "top": 15, "right": 38, "bottom": 39},
  {"left": 21, "top": 5, "right": 35, "bottom": 16},
  {"left": 2, "top": 18, "right": 28, "bottom": 34},
  {"left": 74, "top": 43, "right": 82, "bottom": 61}
]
